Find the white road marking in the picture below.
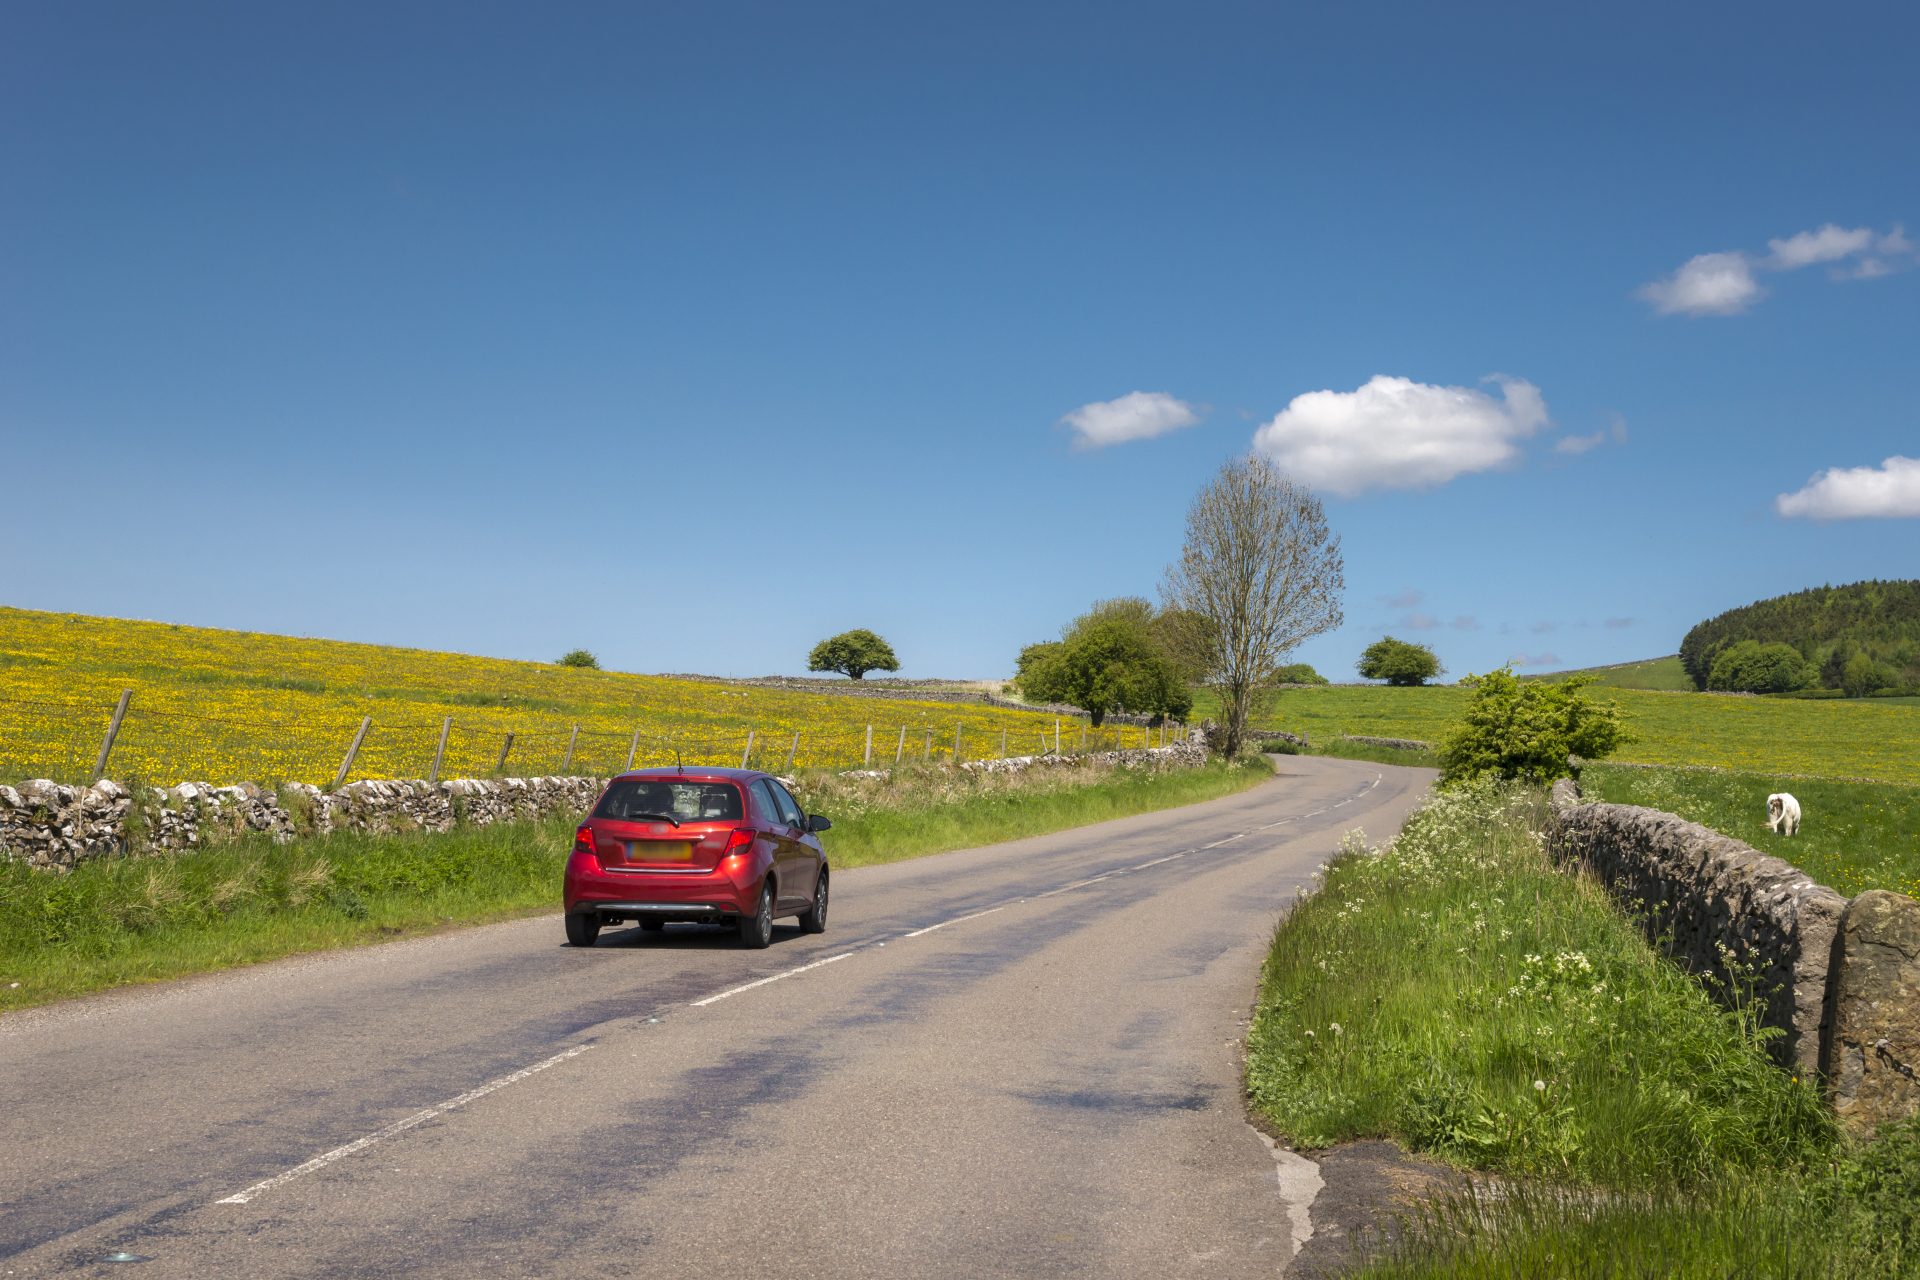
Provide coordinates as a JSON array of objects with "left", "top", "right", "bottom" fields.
[
  {"left": 1130, "top": 855, "right": 1183, "bottom": 870},
  {"left": 214, "top": 1043, "right": 595, "bottom": 1205},
  {"left": 690, "top": 950, "right": 857, "bottom": 1007},
  {"left": 903, "top": 906, "right": 1008, "bottom": 938}
]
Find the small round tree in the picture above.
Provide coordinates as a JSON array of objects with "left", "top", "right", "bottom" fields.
[
  {"left": 556, "top": 649, "right": 600, "bottom": 669},
  {"left": 1357, "top": 636, "right": 1443, "bottom": 686},
  {"left": 807, "top": 629, "right": 901, "bottom": 680}
]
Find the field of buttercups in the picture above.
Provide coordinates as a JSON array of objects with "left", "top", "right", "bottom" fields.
[{"left": 0, "top": 607, "right": 1146, "bottom": 788}]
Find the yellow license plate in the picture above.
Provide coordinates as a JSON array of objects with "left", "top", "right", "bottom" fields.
[{"left": 630, "top": 841, "right": 693, "bottom": 862}]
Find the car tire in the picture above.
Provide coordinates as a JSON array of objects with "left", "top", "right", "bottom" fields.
[
  {"left": 565, "top": 913, "right": 601, "bottom": 948},
  {"left": 639, "top": 918, "right": 665, "bottom": 933},
  {"left": 739, "top": 882, "right": 774, "bottom": 950},
  {"left": 797, "top": 870, "right": 828, "bottom": 934}
]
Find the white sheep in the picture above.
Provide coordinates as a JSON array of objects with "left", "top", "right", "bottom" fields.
[{"left": 1765, "top": 792, "right": 1802, "bottom": 837}]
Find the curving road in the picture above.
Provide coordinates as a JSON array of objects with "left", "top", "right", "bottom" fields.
[{"left": 0, "top": 756, "right": 1434, "bottom": 1278}]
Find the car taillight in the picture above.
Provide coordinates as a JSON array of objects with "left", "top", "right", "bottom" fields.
[
  {"left": 722, "top": 828, "right": 756, "bottom": 860},
  {"left": 574, "top": 825, "right": 598, "bottom": 857}
]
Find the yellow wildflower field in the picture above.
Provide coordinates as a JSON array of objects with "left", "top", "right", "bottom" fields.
[
  {"left": 0, "top": 608, "right": 1146, "bottom": 787},
  {"left": 1238, "top": 684, "right": 1920, "bottom": 785}
]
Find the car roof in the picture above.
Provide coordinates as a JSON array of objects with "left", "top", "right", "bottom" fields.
[{"left": 611, "top": 766, "right": 769, "bottom": 785}]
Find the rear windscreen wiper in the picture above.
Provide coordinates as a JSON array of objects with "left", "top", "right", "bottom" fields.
[{"left": 627, "top": 812, "right": 681, "bottom": 827}]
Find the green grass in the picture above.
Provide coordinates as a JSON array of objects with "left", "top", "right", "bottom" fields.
[
  {"left": 1248, "top": 777, "right": 1920, "bottom": 1277},
  {"left": 1583, "top": 763, "right": 1920, "bottom": 899},
  {"left": 1309, "top": 738, "right": 1440, "bottom": 768},
  {"left": 0, "top": 756, "right": 1273, "bottom": 1011},
  {"left": 807, "top": 757, "right": 1274, "bottom": 869},
  {"left": 1246, "top": 781, "right": 1833, "bottom": 1190},
  {"left": 1524, "top": 655, "right": 1695, "bottom": 691},
  {"left": 1221, "top": 683, "right": 1919, "bottom": 785}
]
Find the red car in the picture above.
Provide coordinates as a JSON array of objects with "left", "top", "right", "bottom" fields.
[{"left": 564, "top": 767, "right": 831, "bottom": 949}]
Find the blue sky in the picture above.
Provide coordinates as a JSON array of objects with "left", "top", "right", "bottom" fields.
[{"left": 4, "top": 1, "right": 1916, "bottom": 681}]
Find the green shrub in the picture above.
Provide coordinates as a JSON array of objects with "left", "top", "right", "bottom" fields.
[
  {"left": 1437, "top": 669, "right": 1625, "bottom": 786},
  {"left": 1273, "top": 662, "right": 1330, "bottom": 685},
  {"left": 1708, "top": 640, "right": 1812, "bottom": 693},
  {"left": 555, "top": 649, "right": 600, "bottom": 669}
]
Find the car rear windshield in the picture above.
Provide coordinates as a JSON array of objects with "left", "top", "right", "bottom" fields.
[{"left": 594, "top": 780, "right": 743, "bottom": 823}]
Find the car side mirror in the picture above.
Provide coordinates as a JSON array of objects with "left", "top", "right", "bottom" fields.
[{"left": 807, "top": 814, "right": 832, "bottom": 833}]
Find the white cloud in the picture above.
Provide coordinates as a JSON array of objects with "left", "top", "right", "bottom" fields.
[
  {"left": 1776, "top": 455, "right": 1920, "bottom": 519},
  {"left": 1451, "top": 615, "right": 1480, "bottom": 632},
  {"left": 1603, "top": 616, "right": 1637, "bottom": 629},
  {"left": 1766, "top": 224, "right": 1878, "bottom": 269},
  {"left": 1638, "top": 252, "right": 1763, "bottom": 316},
  {"left": 1556, "top": 413, "right": 1628, "bottom": 456},
  {"left": 1509, "top": 651, "right": 1561, "bottom": 668},
  {"left": 1644, "top": 224, "right": 1915, "bottom": 316},
  {"left": 1531, "top": 620, "right": 1557, "bottom": 634},
  {"left": 1060, "top": 391, "right": 1201, "bottom": 450},
  {"left": 1401, "top": 611, "right": 1441, "bottom": 631},
  {"left": 1252, "top": 374, "right": 1549, "bottom": 497},
  {"left": 1381, "top": 588, "right": 1424, "bottom": 608}
]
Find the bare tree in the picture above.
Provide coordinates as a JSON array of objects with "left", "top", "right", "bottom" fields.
[{"left": 1163, "top": 456, "right": 1344, "bottom": 755}]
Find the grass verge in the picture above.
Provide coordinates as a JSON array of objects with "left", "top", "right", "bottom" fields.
[
  {"left": 0, "top": 756, "right": 1272, "bottom": 1011},
  {"left": 1584, "top": 762, "right": 1920, "bottom": 898},
  {"left": 1247, "top": 777, "right": 1920, "bottom": 1276},
  {"left": 1247, "top": 780, "right": 1831, "bottom": 1189},
  {"left": 787, "top": 756, "right": 1274, "bottom": 869}
]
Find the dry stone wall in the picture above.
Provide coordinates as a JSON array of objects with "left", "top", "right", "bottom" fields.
[
  {"left": 0, "top": 775, "right": 605, "bottom": 872},
  {"left": 0, "top": 743, "right": 1205, "bottom": 873},
  {"left": 1547, "top": 779, "right": 1920, "bottom": 1136}
]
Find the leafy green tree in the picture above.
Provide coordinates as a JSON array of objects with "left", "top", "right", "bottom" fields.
[
  {"left": 1357, "top": 636, "right": 1443, "bottom": 686},
  {"left": 1707, "top": 640, "right": 1812, "bottom": 693},
  {"left": 1271, "top": 663, "right": 1329, "bottom": 685},
  {"left": 806, "top": 629, "right": 900, "bottom": 680},
  {"left": 1842, "top": 651, "right": 1892, "bottom": 698},
  {"left": 1015, "top": 605, "right": 1192, "bottom": 725},
  {"left": 556, "top": 649, "right": 600, "bottom": 669},
  {"left": 1821, "top": 640, "right": 1859, "bottom": 690},
  {"left": 1438, "top": 669, "right": 1627, "bottom": 786}
]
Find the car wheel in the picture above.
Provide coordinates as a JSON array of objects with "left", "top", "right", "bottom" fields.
[
  {"left": 798, "top": 870, "right": 828, "bottom": 934},
  {"left": 639, "top": 918, "right": 666, "bottom": 933},
  {"left": 738, "top": 882, "right": 774, "bottom": 950},
  {"left": 565, "top": 913, "right": 601, "bottom": 947}
]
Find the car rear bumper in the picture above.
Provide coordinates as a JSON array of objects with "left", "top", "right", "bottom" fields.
[{"left": 564, "top": 851, "right": 762, "bottom": 921}]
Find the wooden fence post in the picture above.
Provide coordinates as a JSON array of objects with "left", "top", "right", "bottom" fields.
[
  {"left": 428, "top": 716, "right": 452, "bottom": 785},
  {"left": 953, "top": 722, "right": 963, "bottom": 763},
  {"left": 894, "top": 725, "right": 907, "bottom": 765},
  {"left": 1055, "top": 718, "right": 1061, "bottom": 755},
  {"left": 1000, "top": 727, "right": 1007, "bottom": 759},
  {"left": 1080, "top": 722, "right": 1088, "bottom": 751},
  {"left": 333, "top": 717, "right": 372, "bottom": 790},
  {"left": 923, "top": 729, "right": 932, "bottom": 761},
  {"left": 784, "top": 731, "right": 800, "bottom": 771},
  {"left": 92, "top": 689, "right": 132, "bottom": 782},
  {"left": 740, "top": 729, "right": 756, "bottom": 768},
  {"left": 864, "top": 724, "right": 874, "bottom": 767},
  {"left": 495, "top": 732, "right": 515, "bottom": 776},
  {"left": 626, "top": 730, "right": 641, "bottom": 771},
  {"left": 561, "top": 724, "right": 579, "bottom": 773}
]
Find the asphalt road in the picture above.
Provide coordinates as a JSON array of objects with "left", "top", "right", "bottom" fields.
[{"left": 1, "top": 756, "right": 1434, "bottom": 1278}]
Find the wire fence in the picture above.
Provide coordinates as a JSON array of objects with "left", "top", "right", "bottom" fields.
[{"left": 0, "top": 689, "right": 1185, "bottom": 791}]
